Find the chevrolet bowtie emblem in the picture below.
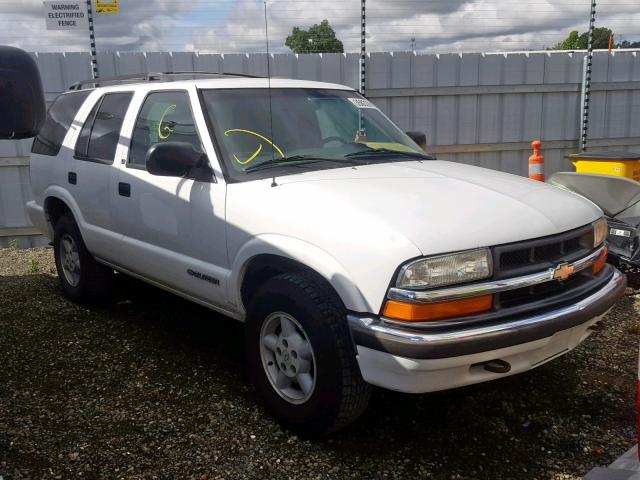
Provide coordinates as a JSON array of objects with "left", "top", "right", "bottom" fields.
[{"left": 552, "top": 262, "right": 575, "bottom": 281}]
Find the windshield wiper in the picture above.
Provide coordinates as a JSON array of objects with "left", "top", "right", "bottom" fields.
[
  {"left": 344, "top": 148, "right": 434, "bottom": 160},
  {"left": 244, "top": 155, "right": 362, "bottom": 173}
]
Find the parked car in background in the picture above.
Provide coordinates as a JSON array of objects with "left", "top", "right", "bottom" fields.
[
  {"left": 550, "top": 171, "right": 640, "bottom": 271},
  {"left": 24, "top": 72, "right": 626, "bottom": 435}
]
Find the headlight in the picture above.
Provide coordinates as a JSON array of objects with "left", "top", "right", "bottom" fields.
[{"left": 396, "top": 248, "right": 492, "bottom": 290}]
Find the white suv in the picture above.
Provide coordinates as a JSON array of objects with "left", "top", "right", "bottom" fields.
[{"left": 26, "top": 72, "right": 625, "bottom": 435}]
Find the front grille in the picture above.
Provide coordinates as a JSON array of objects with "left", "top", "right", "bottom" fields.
[
  {"left": 497, "top": 271, "right": 592, "bottom": 309},
  {"left": 499, "top": 239, "right": 577, "bottom": 270},
  {"left": 493, "top": 224, "right": 593, "bottom": 279},
  {"left": 399, "top": 224, "right": 607, "bottom": 331}
]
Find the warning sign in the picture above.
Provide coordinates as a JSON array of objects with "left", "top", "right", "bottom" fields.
[
  {"left": 43, "top": 1, "right": 88, "bottom": 30},
  {"left": 96, "top": 0, "right": 119, "bottom": 14}
]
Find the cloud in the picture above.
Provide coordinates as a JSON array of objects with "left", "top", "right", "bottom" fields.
[
  {"left": 0, "top": 0, "right": 194, "bottom": 52},
  {"left": 191, "top": 0, "right": 640, "bottom": 53}
]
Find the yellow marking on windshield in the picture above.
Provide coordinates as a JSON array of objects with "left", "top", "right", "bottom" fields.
[
  {"left": 224, "top": 128, "right": 285, "bottom": 164},
  {"left": 234, "top": 143, "right": 263, "bottom": 164},
  {"left": 364, "top": 142, "right": 422, "bottom": 154},
  {"left": 158, "top": 104, "right": 177, "bottom": 140}
]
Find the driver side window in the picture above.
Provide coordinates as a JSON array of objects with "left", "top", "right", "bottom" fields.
[{"left": 129, "top": 91, "right": 203, "bottom": 169}]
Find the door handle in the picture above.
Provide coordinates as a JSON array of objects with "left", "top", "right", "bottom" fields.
[
  {"left": 118, "top": 182, "right": 131, "bottom": 197},
  {"left": 68, "top": 172, "right": 77, "bottom": 185}
]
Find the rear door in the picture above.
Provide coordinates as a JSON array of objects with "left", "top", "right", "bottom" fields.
[
  {"left": 112, "top": 87, "right": 228, "bottom": 308},
  {"left": 69, "top": 91, "right": 133, "bottom": 260},
  {"left": 29, "top": 90, "right": 92, "bottom": 217}
]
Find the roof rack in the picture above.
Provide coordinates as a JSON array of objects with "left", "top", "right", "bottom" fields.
[{"left": 68, "top": 71, "right": 261, "bottom": 91}]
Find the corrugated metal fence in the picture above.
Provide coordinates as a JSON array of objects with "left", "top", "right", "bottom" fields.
[{"left": 1, "top": 49, "right": 639, "bottom": 246}]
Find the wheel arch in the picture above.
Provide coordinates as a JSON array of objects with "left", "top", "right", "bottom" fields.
[
  {"left": 43, "top": 187, "right": 85, "bottom": 233},
  {"left": 44, "top": 196, "right": 72, "bottom": 233},
  {"left": 231, "top": 235, "right": 370, "bottom": 315}
]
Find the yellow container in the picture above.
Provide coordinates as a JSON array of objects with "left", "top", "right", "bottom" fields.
[{"left": 567, "top": 151, "right": 640, "bottom": 181}]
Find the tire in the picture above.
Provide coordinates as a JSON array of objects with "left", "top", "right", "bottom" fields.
[
  {"left": 245, "top": 271, "right": 372, "bottom": 436},
  {"left": 53, "top": 213, "right": 113, "bottom": 303}
]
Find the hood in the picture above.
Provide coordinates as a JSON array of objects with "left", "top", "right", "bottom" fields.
[{"left": 265, "top": 160, "right": 603, "bottom": 255}]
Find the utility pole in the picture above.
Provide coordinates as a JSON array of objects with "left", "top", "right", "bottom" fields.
[
  {"left": 87, "top": 0, "right": 99, "bottom": 79},
  {"left": 360, "top": 0, "right": 366, "bottom": 97},
  {"left": 580, "top": 0, "right": 597, "bottom": 151}
]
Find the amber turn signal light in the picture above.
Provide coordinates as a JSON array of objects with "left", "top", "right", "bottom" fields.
[
  {"left": 383, "top": 295, "right": 493, "bottom": 322},
  {"left": 593, "top": 247, "right": 608, "bottom": 275}
]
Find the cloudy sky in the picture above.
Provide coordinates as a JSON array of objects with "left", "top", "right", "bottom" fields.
[{"left": 1, "top": 0, "right": 638, "bottom": 54}]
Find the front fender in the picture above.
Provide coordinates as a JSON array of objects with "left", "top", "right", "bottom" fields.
[{"left": 229, "top": 234, "right": 371, "bottom": 314}]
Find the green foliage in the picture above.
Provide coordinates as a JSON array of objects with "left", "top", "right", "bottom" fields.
[
  {"left": 30, "top": 258, "right": 39, "bottom": 273},
  {"left": 556, "top": 30, "right": 580, "bottom": 50},
  {"left": 285, "top": 20, "right": 344, "bottom": 54},
  {"left": 618, "top": 40, "right": 640, "bottom": 48},
  {"left": 552, "top": 28, "right": 613, "bottom": 50},
  {"left": 579, "top": 28, "right": 613, "bottom": 49},
  {"left": 9, "top": 238, "right": 18, "bottom": 249}
]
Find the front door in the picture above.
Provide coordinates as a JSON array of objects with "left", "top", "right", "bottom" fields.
[{"left": 113, "top": 88, "right": 228, "bottom": 308}]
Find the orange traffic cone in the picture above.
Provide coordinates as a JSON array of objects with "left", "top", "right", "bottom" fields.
[{"left": 528, "top": 140, "right": 544, "bottom": 182}]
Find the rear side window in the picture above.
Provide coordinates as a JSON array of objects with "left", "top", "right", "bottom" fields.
[
  {"left": 31, "top": 90, "right": 91, "bottom": 156},
  {"left": 74, "top": 92, "right": 133, "bottom": 164}
]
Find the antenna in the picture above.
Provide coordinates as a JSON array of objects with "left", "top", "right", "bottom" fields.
[
  {"left": 264, "top": 1, "right": 277, "bottom": 187},
  {"left": 264, "top": 2, "right": 272, "bottom": 86}
]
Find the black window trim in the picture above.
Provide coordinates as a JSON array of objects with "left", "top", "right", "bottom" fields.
[
  {"left": 73, "top": 95, "right": 102, "bottom": 162},
  {"left": 73, "top": 91, "right": 134, "bottom": 166},
  {"left": 197, "top": 88, "right": 232, "bottom": 184},
  {"left": 126, "top": 88, "right": 216, "bottom": 183}
]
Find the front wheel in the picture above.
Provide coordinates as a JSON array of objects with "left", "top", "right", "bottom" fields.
[{"left": 245, "top": 272, "right": 371, "bottom": 436}]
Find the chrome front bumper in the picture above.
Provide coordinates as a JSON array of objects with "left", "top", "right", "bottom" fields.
[{"left": 348, "top": 267, "right": 626, "bottom": 360}]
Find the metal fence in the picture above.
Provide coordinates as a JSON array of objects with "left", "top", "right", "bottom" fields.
[{"left": 1, "top": 49, "right": 639, "bottom": 246}]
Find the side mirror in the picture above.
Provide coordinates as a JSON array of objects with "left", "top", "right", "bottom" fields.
[
  {"left": 0, "top": 46, "right": 46, "bottom": 139},
  {"left": 146, "top": 142, "right": 209, "bottom": 178},
  {"left": 406, "top": 131, "right": 427, "bottom": 152}
]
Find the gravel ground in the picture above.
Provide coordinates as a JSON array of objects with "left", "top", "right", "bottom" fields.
[{"left": 0, "top": 247, "right": 638, "bottom": 480}]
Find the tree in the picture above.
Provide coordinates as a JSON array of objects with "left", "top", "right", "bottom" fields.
[
  {"left": 556, "top": 30, "right": 580, "bottom": 50},
  {"left": 285, "top": 20, "right": 344, "bottom": 54},
  {"left": 618, "top": 39, "right": 640, "bottom": 48},
  {"left": 552, "top": 27, "right": 613, "bottom": 50}
]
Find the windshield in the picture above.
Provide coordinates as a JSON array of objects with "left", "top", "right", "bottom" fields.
[{"left": 200, "top": 88, "right": 429, "bottom": 181}]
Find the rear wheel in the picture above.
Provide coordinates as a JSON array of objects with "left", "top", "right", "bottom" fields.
[
  {"left": 246, "top": 272, "right": 371, "bottom": 436},
  {"left": 53, "top": 213, "right": 113, "bottom": 302}
]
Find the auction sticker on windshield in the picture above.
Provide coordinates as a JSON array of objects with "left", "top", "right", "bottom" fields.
[{"left": 348, "top": 98, "right": 377, "bottom": 109}]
